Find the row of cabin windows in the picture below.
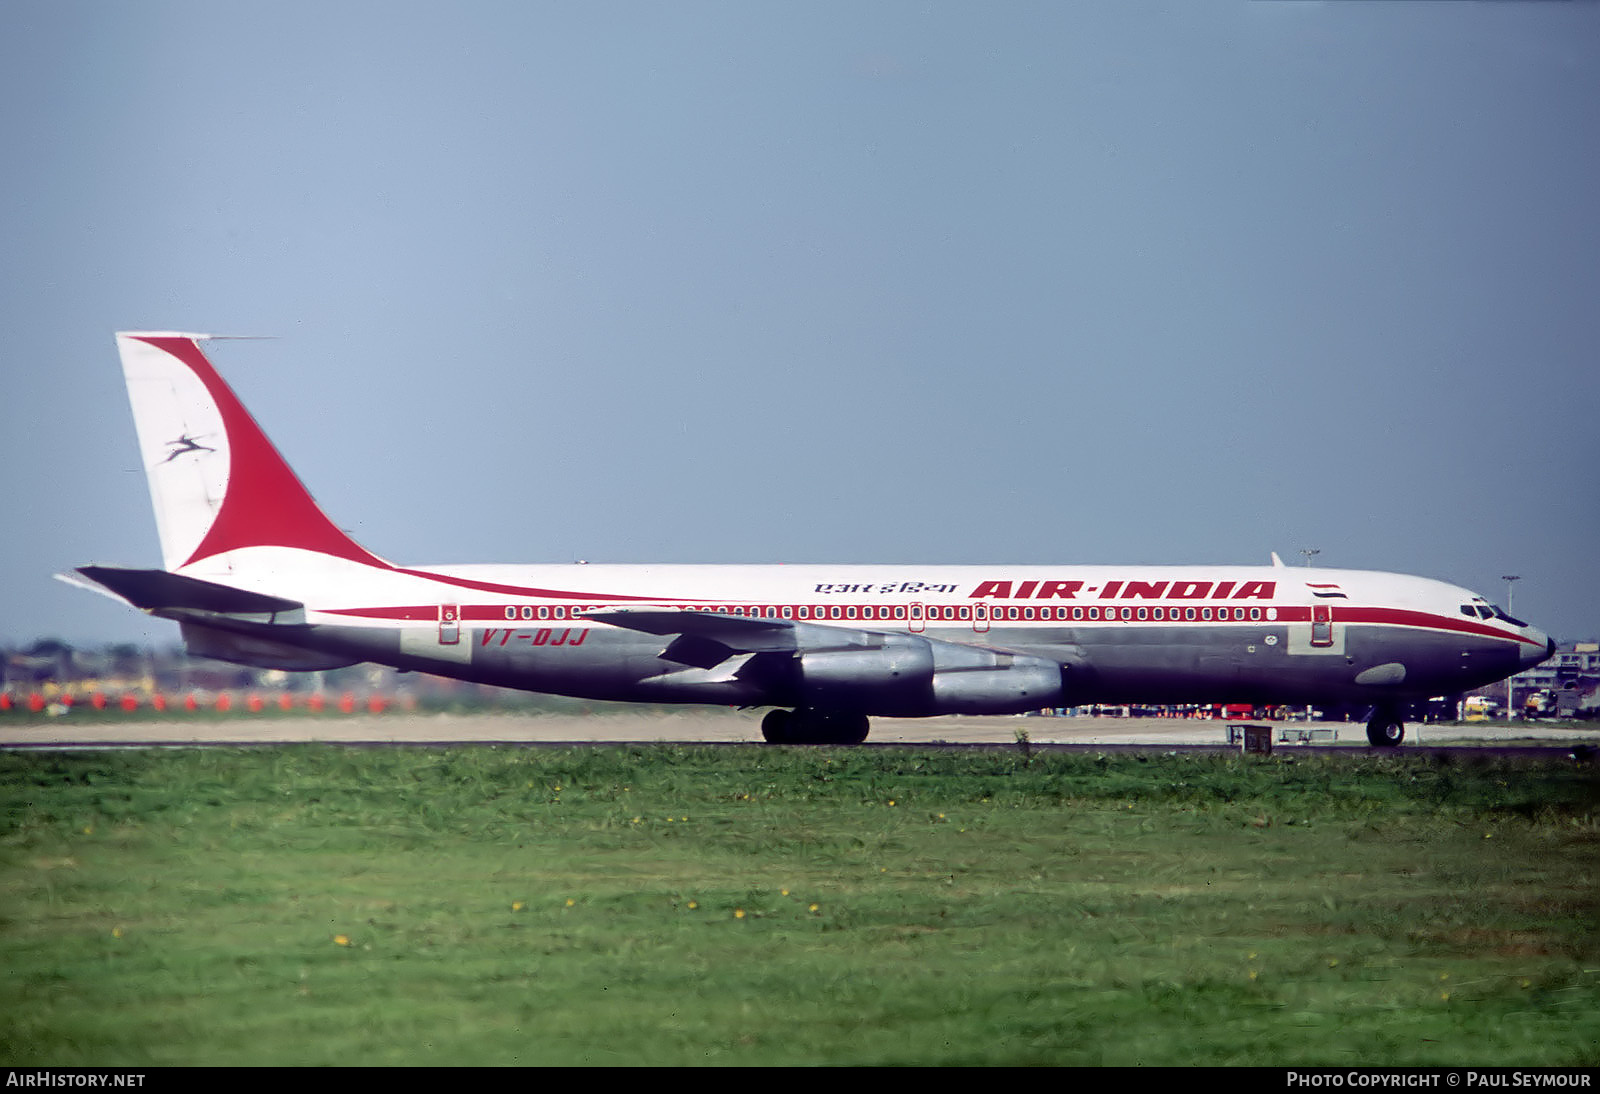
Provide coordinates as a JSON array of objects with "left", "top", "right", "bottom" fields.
[{"left": 500, "top": 604, "right": 1273, "bottom": 623}]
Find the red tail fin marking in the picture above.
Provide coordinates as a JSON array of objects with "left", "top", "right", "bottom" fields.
[{"left": 136, "top": 336, "right": 388, "bottom": 570}]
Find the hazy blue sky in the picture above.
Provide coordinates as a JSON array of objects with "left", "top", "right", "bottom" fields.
[{"left": 3, "top": 2, "right": 1596, "bottom": 648}]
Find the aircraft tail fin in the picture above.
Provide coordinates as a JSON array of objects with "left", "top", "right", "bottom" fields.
[{"left": 114, "top": 332, "right": 388, "bottom": 573}]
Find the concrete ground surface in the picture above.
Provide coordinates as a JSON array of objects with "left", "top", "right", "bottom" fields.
[{"left": 3, "top": 711, "right": 1597, "bottom": 748}]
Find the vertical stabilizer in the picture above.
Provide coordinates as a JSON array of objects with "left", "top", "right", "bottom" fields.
[{"left": 114, "top": 332, "right": 388, "bottom": 572}]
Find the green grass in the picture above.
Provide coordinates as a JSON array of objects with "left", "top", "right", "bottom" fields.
[{"left": 2, "top": 745, "right": 1597, "bottom": 1065}]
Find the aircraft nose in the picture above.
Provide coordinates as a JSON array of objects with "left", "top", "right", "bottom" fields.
[{"left": 1522, "top": 630, "right": 1556, "bottom": 667}]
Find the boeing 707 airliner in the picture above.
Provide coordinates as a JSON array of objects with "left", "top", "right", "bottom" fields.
[{"left": 63, "top": 332, "right": 1554, "bottom": 745}]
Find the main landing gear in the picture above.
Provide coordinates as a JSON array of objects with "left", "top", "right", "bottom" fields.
[
  {"left": 760, "top": 708, "right": 871, "bottom": 745},
  {"left": 1366, "top": 706, "right": 1406, "bottom": 748}
]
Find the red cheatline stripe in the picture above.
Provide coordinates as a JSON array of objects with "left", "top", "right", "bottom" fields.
[
  {"left": 1338, "top": 606, "right": 1545, "bottom": 647},
  {"left": 314, "top": 602, "right": 1540, "bottom": 645}
]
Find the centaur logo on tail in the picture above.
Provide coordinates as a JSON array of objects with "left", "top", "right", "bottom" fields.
[{"left": 64, "top": 332, "right": 1554, "bottom": 746}]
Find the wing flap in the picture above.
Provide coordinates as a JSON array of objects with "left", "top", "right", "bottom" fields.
[{"left": 581, "top": 607, "right": 802, "bottom": 652}]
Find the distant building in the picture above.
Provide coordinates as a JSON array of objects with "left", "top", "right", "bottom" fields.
[
  {"left": 1504, "top": 641, "right": 1600, "bottom": 717},
  {"left": 1514, "top": 641, "right": 1600, "bottom": 690}
]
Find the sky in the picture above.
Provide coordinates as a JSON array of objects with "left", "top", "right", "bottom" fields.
[{"left": 2, "top": 1, "right": 1596, "bottom": 649}]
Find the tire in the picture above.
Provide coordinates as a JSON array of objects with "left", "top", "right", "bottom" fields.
[
  {"left": 830, "top": 712, "right": 870, "bottom": 745},
  {"left": 761, "top": 709, "right": 870, "bottom": 745},
  {"left": 1366, "top": 717, "right": 1405, "bottom": 747},
  {"left": 761, "top": 708, "right": 794, "bottom": 743}
]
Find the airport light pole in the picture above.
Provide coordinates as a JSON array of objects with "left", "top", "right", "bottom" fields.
[{"left": 1502, "top": 575, "right": 1520, "bottom": 721}]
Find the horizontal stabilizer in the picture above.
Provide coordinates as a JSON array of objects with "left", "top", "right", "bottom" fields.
[{"left": 70, "top": 566, "right": 304, "bottom": 618}]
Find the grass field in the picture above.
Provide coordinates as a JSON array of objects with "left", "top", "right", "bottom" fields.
[{"left": 2, "top": 744, "right": 1596, "bottom": 1066}]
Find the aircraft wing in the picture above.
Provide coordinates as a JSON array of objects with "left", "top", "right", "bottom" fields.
[
  {"left": 581, "top": 607, "right": 815, "bottom": 669},
  {"left": 581, "top": 606, "right": 919, "bottom": 670},
  {"left": 581, "top": 607, "right": 798, "bottom": 647}
]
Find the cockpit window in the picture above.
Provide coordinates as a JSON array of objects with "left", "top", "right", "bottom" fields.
[
  {"left": 1490, "top": 604, "right": 1527, "bottom": 628},
  {"left": 1460, "top": 605, "right": 1476, "bottom": 618},
  {"left": 1476, "top": 606, "right": 1494, "bottom": 620}
]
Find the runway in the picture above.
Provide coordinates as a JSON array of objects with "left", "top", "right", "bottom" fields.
[{"left": 3, "top": 711, "right": 1597, "bottom": 750}]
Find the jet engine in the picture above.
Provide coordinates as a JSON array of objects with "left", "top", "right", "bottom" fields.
[{"left": 783, "top": 632, "right": 1065, "bottom": 716}]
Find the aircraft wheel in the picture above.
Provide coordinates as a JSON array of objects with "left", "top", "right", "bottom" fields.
[
  {"left": 761, "top": 709, "right": 870, "bottom": 745},
  {"left": 833, "top": 713, "right": 870, "bottom": 745},
  {"left": 761, "top": 709, "right": 795, "bottom": 743},
  {"left": 804, "top": 711, "right": 869, "bottom": 745},
  {"left": 1366, "top": 714, "right": 1405, "bottom": 747}
]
